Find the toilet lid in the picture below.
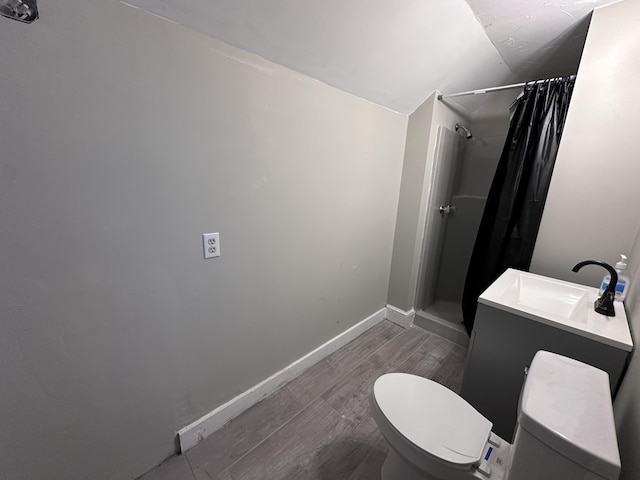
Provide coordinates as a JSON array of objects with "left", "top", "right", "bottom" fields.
[
  {"left": 373, "top": 373, "right": 492, "bottom": 466},
  {"left": 519, "top": 351, "right": 620, "bottom": 479}
]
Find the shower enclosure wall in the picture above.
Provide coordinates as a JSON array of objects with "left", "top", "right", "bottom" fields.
[{"left": 417, "top": 113, "right": 511, "bottom": 333}]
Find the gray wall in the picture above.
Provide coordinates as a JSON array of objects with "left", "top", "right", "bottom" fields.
[
  {"left": 0, "top": 2, "right": 407, "bottom": 479},
  {"left": 614, "top": 225, "right": 640, "bottom": 480},
  {"left": 387, "top": 94, "right": 470, "bottom": 312},
  {"left": 386, "top": 96, "right": 435, "bottom": 311},
  {"left": 464, "top": 89, "right": 518, "bottom": 199},
  {"left": 531, "top": 0, "right": 640, "bottom": 287},
  {"left": 526, "top": 2, "right": 640, "bottom": 477}
]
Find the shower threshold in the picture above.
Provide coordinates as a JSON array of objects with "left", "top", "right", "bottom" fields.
[{"left": 415, "top": 302, "right": 469, "bottom": 347}]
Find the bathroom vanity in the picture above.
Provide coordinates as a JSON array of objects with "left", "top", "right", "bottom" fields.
[{"left": 460, "top": 269, "right": 633, "bottom": 442}]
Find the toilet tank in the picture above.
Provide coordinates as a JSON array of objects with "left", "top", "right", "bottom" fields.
[{"left": 508, "top": 351, "right": 621, "bottom": 480}]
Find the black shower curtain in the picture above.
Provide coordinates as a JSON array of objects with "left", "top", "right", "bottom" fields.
[{"left": 461, "top": 76, "right": 576, "bottom": 334}]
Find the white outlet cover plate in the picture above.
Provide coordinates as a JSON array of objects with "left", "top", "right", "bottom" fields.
[{"left": 203, "top": 232, "right": 220, "bottom": 259}]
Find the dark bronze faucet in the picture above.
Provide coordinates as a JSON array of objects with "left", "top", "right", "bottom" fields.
[{"left": 572, "top": 260, "right": 618, "bottom": 317}]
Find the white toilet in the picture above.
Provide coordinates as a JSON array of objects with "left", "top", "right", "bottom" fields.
[{"left": 370, "top": 350, "right": 621, "bottom": 480}]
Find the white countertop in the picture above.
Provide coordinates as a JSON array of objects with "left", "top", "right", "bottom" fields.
[{"left": 479, "top": 269, "right": 633, "bottom": 352}]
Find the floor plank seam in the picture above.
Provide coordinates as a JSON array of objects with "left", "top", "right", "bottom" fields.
[
  {"left": 284, "top": 359, "right": 366, "bottom": 410},
  {"left": 413, "top": 333, "right": 435, "bottom": 360},
  {"left": 207, "top": 395, "right": 319, "bottom": 478},
  {"left": 284, "top": 380, "right": 325, "bottom": 409},
  {"left": 140, "top": 321, "right": 468, "bottom": 480},
  {"left": 322, "top": 393, "right": 349, "bottom": 420},
  {"left": 183, "top": 454, "right": 197, "bottom": 480},
  {"left": 355, "top": 325, "right": 406, "bottom": 361},
  {"left": 282, "top": 384, "right": 305, "bottom": 407}
]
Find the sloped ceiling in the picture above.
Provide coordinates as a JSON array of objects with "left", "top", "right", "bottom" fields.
[
  {"left": 466, "top": 0, "right": 608, "bottom": 79},
  {"left": 122, "top": 0, "right": 618, "bottom": 114}
]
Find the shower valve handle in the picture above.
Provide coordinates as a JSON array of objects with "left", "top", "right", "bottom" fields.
[{"left": 439, "top": 205, "right": 457, "bottom": 216}]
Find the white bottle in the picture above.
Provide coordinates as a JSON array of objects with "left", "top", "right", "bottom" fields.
[{"left": 599, "top": 254, "right": 631, "bottom": 301}]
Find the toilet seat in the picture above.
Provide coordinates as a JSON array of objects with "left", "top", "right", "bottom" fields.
[{"left": 372, "top": 373, "right": 492, "bottom": 467}]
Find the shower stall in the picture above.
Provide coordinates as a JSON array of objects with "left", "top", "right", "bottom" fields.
[
  {"left": 415, "top": 79, "right": 574, "bottom": 337},
  {"left": 416, "top": 119, "right": 509, "bottom": 332}
]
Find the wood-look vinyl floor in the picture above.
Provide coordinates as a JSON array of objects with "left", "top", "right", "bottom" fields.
[{"left": 139, "top": 321, "right": 466, "bottom": 480}]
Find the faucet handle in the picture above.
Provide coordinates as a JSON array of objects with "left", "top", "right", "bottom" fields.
[
  {"left": 572, "top": 260, "right": 617, "bottom": 317},
  {"left": 594, "top": 290, "right": 616, "bottom": 317}
]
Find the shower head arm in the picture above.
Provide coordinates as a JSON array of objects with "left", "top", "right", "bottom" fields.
[{"left": 454, "top": 123, "right": 472, "bottom": 139}]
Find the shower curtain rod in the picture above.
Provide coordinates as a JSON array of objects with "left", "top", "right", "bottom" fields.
[{"left": 437, "top": 75, "right": 576, "bottom": 100}]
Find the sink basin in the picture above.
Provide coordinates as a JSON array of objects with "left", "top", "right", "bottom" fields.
[
  {"left": 478, "top": 268, "right": 632, "bottom": 351},
  {"left": 517, "top": 274, "right": 588, "bottom": 319}
]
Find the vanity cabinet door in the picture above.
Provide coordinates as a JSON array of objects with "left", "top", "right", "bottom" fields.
[{"left": 460, "top": 308, "right": 528, "bottom": 441}]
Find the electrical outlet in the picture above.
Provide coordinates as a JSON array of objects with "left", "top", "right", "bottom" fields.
[{"left": 202, "top": 232, "right": 220, "bottom": 259}]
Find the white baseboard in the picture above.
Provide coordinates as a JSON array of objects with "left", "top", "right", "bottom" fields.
[
  {"left": 177, "top": 307, "right": 386, "bottom": 452},
  {"left": 384, "top": 304, "right": 416, "bottom": 328}
]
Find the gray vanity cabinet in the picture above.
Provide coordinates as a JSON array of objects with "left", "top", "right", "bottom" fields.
[{"left": 461, "top": 302, "right": 630, "bottom": 442}]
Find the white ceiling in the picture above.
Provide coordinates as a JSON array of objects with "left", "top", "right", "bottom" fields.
[
  {"left": 467, "top": 0, "right": 609, "bottom": 78},
  {"left": 122, "top": 0, "right": 618, "bottom": 114}
]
